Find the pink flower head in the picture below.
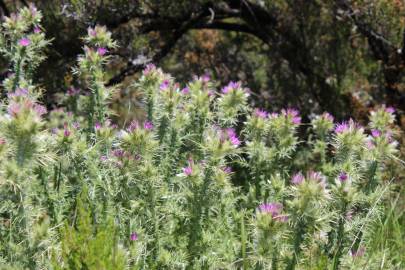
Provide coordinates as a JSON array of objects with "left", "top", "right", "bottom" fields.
[
  {"left": 366, "top": 140, "right": 375, "bottom": 150},
  {"left": 0, "top": 138, "right": 6, "bottom": 145},
  {"left": 183, "top": 159, "right": 193, "bottom": 176},
  {"left": 225, "top": 128, "right": 241, "bottom": 146},
  {"left": 34, "top": 26, "right": 41, "bottom": 34},
  {"left": 254, "top": 108, "right": 268, "bottom": 119},
  {"left": 130, "top": 232, "right": 138, "bottom": 241},
  {"left": 181, "top": 87, "right": 190, "bottom": 95},
  {"left": 113, "top": 149, "right": 125, "bottom": 158},
  {"left": 72, "top": 122, "right": 80, "bottom": 129},
  {"left": 29, "top": 3, "right": 37, "bottom": 16},
  {"left": 222, "top": 166, "right": 232, "bottom": 174},
  {"left": 283, "top": 108, "right": 301, "bottom": 124},
  {"left": 9, "top": 88, "right": 29, "bottom": 98},
  {"left": 143, "top": 63, "right": 156, "bottom": 75},
  {"left": 94, "top": 122, "right": 102, "bottom": 130},
  {"left": 7, "top": 102, "right": 21, "bottom": 117},
  {"left": 334, "top": 122, "right": 349, "bottom": 134},
  {"left": 385, "top": 106, "right": 395, "bottom": 114},
  {"left": 306, "top": 171, "right": 326, "bottom": 188},
  {"left": 283, "top": 108, "right": 301, "bottom": 125},
  {"left": 67, "top": 87, "right": 80, "bottom": 96},
  {"left": 64, "top": 129, "right": 71, "bottom": 137},
  {"left": 183, "top": 166, "right": 193, "bottom": 176},
  {"left": 226, "top": 128, "right": 237, "bottom": 138},
  {"left": 338, "top": 172, "right": 348, "bottom": 182},
  {"left": 307, "top": 171, "right": 325, "bottom": 183},
  {"left": 322, "top": 112, "right": 334, "bottom": 122},
  {"left": 159, "top": 80, "right": 170, "bottom": 91},
  {"left": 202, "top": 74, "right": 210, "bottom": 83},
  {"left": 33, "top": 104, "right": 47, "bottom": 116},
  {"left": 87, "top": 27, "right": 97, "bottom": 37},
  {"left": 221, "top": 81, "right": 241, "bottom": 94},
  {"left": 127, "top": 120, "right": 139, "bottom": 132},
  {"left": 18, "top": 37, "right": 31, "bottom": 47},
  {"left": 258, "top": 202, "right": 283, "bottom": 217},
  {"left": 385, "top": 131, "right": 394, "bottom": 143},
  {"left": 229, "top": 136, "right": 240, "bottom": 146},
  {"left": 143, "top": 121, "right": 154, "bottom": 130},
  {"left": 291, "top": 172, "right": 305, "bottom": 185},
  {"left": 97, "top": 47, "right": 107, "bottom": 56},
  {"left": 371, "top": 129, "right": 381, "bottom": 138},
  {"left": 100, "top": 155, "right": 108, "bottom": 162}
]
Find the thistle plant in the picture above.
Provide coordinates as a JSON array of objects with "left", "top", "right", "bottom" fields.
[{"left": 0, "top": 6, "right": 403, "bottom": 270}]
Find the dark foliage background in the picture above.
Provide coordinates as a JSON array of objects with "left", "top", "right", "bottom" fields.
[{"left": 1, "top": 0, "right": 404, "bottom": 126}]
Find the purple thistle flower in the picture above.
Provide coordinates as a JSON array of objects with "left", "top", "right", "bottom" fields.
[
  {"left": 181, "top": 87, "right": 190, "bottom": 95},
  {"left": 307, "top": 171, "right": 325, "bottom": 183},
  {"left": 183, "top": 159, "right": 194, "bottom": 176},
  {"left": 226, "top": 128, "right": 237, "bottom": 138},
  {"left": 34, "top": 26, "right": 41, "bottom": 34},
  {"left": 33, "top": 104, "right": 47, "bottom": 116},
  {"left": 334, "top": 122, "right": 349, "bottom": 134},
  {"left": 127, "top": 120, "right": 139, "bottom": 132},
  {"left": 100, "top": 155, "right": 108, "bottom": 162},
  {"left": 7, "top": 102, "right": 21, "bottom": 116},
  {"left": 366, "top": 140, "right": 375, "bottom": 150},
  {"left": 183, "top": 166, "right": 193, "bottom": 176},
  {"left": 94, "top": 122, "right": 101, "bottom": 130},
  {"left": 222, "top": 166, "right": 232, "bottom": 174},
  {"left": 339, "top": 172, "right": 348, "bottom": 182},
  {"left": 143, "top": 63, "right": 156, "bottom": 75},
  {"left": 64, "top": 129, "right": 71, "bottom": 137},
  {"left": 385, "top": 106, "right": 395, "bottom": 114},
  {"left": 291, "top": 172, "right": 305, "bottom": 185},
  {"left": 322, "top": 112, "right": 334, "bottom": 122},
  {"left": 269, "top": 112, "right": 279, "bottom": 118},
  {"left": 97, "top": 47, "right": 107, "bottom": 56},
  {"left": 371, "top": 129, "right": 381, "bottom": 138},
  {"left": 385, "top": 131, "right": 394, "bottom": 143},
  {"left": 88, "top": 27, "right": 97, "bottom": 37},
  {"left": 72, "top": 122, "right": 80, "bottom": 129},
  {"left": 292, "top": 116, "right": 301, "bottom": 125},
  {"left": 258, "top": 202, "right": 283, "bottom": 216},
  {"left": 18, "top": 37, "right": 31, "bottom": 47},
  {"left": 143, "top": 121, "right": 154, "bottom": 130},
  {"left": 202, "top": 74, "right": 210, "bottom": 83},
  {"left": 221, "top": 81, "right": 241, "bottom": 94},
  {"left": 67, "top": 87, "right": 80, "bottom": 96},
  {"left": 113, "top": 149, "right": 125, "bottom": 158},
  {"left": 9, "top": 88, "right": 29, "bottom": 98},
  {"left": 283, "top": 108, "right": 301, "bottom": 125},
  {"left": 130, "top": 232, "right": 138, "bottom": 241},
  {"left": 159, "top": 79, "right": 170, "bottom": 91},
  {"left": 229, "top": 136, "right": 241, "bottom": 146},
  {"left": 254, "top": 108, "right": 268, "bottom": 119}
]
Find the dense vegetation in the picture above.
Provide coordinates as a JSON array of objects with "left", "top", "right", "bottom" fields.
[{"left": 0, "top": 3, "right": 404, "bottom": 270}]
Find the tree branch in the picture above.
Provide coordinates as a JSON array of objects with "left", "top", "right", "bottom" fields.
[
  {"left": 336, "top": 0, "right": 395, "bottom": 62},
  {"left": 0, "top": 0, "right": 9, "bottom": 16},
  {"left": 193, "top": 21, "right": 256, "bottom": 36},
  {"left": 107, "top": 5, "right": 213, "bottom": 86}
]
